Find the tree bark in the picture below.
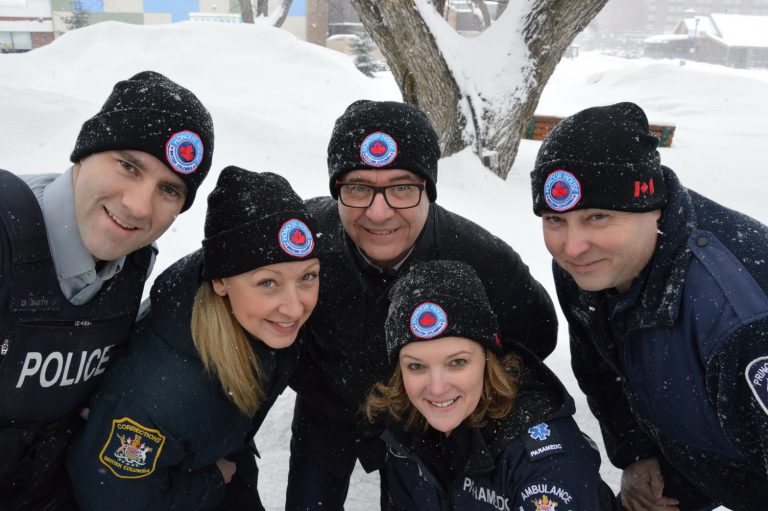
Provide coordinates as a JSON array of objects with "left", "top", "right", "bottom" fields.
[
  {"left": 271, "top": 0, "right": 293, "bottom": 27},
  {"left": 256, "top": 0, "right": 268, "bottom": 16},
  {"left": 351, "top": 0, "right": 608, "bottom": 178},
  {"left": 349, "top": 0, "right": 466, "bottom": 156},
  {"left": 239, "top": 0, "right": 254, "bottom": 23}
]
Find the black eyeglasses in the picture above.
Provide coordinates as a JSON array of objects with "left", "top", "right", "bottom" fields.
[{"left": 335, "top": 183, "right": 425, "bottom": 209}]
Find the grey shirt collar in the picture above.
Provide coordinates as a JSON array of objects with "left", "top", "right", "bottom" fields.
[{"left": 41, "top": 168, "right": 125, "bottom": 282}]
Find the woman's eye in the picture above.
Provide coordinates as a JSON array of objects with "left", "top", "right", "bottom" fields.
[
  {"left": 450, "top": 358, "right": 468, "bottom": 367},
  {"left": 302, "top": 272, "right": 318, "bottom": 282},
  {"left": 257, "top": 279, "right": 276, "bottom": 288},
  {"left": 543, "top": 215, "right": 562, "bottom": 224},
  {"left": 407, "top": 363, "right": 424, "bottom": 371}
]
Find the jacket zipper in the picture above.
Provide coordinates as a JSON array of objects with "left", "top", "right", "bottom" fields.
[
  {"left": 1, "top": 338, "right": 8, "bottom": 356},
  {"left": 19, "top": 315, "right": 129, "bottom": 328}
]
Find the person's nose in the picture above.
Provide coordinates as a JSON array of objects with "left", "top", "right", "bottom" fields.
[
  {"left": 364, "top": 190, "right": 395, "bottom": 223},
  {"left": 563, "top": 224, "right": 591, "bottom": 259},
  {"left": 427, "top": 370, "right": 450, "bottom": 397},
  {"left": 278, "top": 285, "right": 304, "bottom": 319},
  {"left": 121, "top": 181, "right": 155, "bottom": 223}
]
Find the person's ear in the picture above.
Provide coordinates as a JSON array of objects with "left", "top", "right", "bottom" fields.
[{"left": 211, "top": 279, "right": 227, "bottom": 296}]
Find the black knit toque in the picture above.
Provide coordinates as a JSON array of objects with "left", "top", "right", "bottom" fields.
[
  {"left": 70, "top": 71, "right": 214, "bottom": 212},
  {"left": 201, "top": 167, "right": 317, "bottom": 280},
  {"left": 385, "top": 260, "right": 502, "bottom": 364},
  {"left": 531, "top": 102, "right": 666, "bottom": 216},
  {"left": 327, "top": 100, "right": 440, "bottom": 202}
]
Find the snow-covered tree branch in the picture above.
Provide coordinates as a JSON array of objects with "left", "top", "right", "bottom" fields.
[{"left": 350, "top": 0, "right": 608, "bottom": 178}]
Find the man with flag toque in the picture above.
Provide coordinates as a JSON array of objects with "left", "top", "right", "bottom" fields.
[{"left": 531, "top": 101, "right": 768, "bottom": 511}]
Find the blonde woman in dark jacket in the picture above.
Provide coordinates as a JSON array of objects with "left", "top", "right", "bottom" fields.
[{"left": 67, "top": 167, "right": 320, "bottom": 510}]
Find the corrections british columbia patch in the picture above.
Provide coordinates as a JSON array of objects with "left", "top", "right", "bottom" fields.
[{"left": 99, "top": 417, "right": 166, "bottom": 479}]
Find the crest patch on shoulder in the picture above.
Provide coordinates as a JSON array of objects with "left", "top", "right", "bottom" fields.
[
  {"left": 99, "top": 417, "right": 166, "bottom": 479},
  {"left": 519, "top": 483, "right": 576, "bottom": 511},
  {"left": 746, "top": 356, "right": 768, "bottom": 415}
]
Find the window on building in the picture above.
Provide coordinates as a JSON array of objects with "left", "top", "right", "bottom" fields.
[{"left": 0, "top": 31, "right": 32, "bottom": 52}]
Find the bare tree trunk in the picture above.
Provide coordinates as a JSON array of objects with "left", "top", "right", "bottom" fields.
[
  {"left": 351, "top": 0, "right": 608, "bottom": 178},
  {"left": 256, "top": 0, "right": 268, "bottom": 16},
  {"left": 272, "top": 0, "right": 293, "bottom": 27},
  {"left": 349, "top": 0, "right": 466, "bottom": 156},
  {"left": 239, "top": 0, "right": 254, "bottom": 23}
]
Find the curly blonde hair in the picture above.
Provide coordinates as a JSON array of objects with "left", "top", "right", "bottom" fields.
[{"left": 364, "top": 350, "right": 522, "bottom": 433}]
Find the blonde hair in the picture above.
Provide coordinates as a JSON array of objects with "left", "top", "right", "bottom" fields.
[
  {"left": 191, "top": 282, "right": 264, "bottom": 417},
  {"left": 365, "top": 350, "right": 523, "bottom": 433}
]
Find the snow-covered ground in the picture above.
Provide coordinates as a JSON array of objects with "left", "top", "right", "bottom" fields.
[{"left": 3, "top": 21, "right": 766, "bottom": 510}]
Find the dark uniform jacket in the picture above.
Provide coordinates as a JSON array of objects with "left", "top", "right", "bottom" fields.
[
  {"left": 289, "top": 197, "right": 558, "bottom": 473},
  {"left": 0, "top": 169, "right": 151, "bottom": 508},
  {"left": 66, "top": 250, "right": 299, "bottom": 510},
  {"left": 555, "top": 166, "right": 768, "bottom": 510},
  {"left": 382, "top": 347, "right": 616, "bottom": 511}
]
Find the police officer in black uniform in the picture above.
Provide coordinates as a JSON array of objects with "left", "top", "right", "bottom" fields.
[
  {"left": 287, "top": 100, "right": 558, "bottom": 509},
  {"left": 0, "top": 71, "right": 214, "bottom": 510}
]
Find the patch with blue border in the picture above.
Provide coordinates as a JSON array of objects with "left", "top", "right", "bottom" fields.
[
  {"left": 410, "top": 302, "right": 448, "bottom": 339},
  {"left": 519, "top": 483, "right": 576, "bottom": 511},
  {"left": 746, "top": 356, "right": 768, "bottom": 415},
  {"left": 165, "top": 130, "right": 204, "bottom": 174},
  {"left": 360, "top": 131, "right": 398, "bottom": 167},
  {"left": 522, "top": 422, "right": 566, "bottom": 461},
  {"left": 99, "top": 417, "right": 166, "bottom": 479},
  {"left": 543, "top": 170, "right": 581, "bottom": 212},
  {"left": 278, "top": 218, "right": 315, "bottom": 258}
]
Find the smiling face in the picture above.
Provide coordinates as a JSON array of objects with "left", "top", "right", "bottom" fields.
[
  {"left": 212, "top": 258, "right": 320, "bottom": 349},
  {"left": 72, "top": 150, "right": 187, "bottom": 262},
  {"left": 399, "top": 337, "right": 486, "bottom": 436},
  {"left": 337, "top": 169, "right": 429, "bottom": 269},
  {"left": 542, "top": 208, "right": 662, "bottom": 293}
]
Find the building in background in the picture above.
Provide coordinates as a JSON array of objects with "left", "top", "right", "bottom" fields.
[
  {"left": 645, "top": 13, "right": 768, "bottom": 67},
  {"left": 2, "top": 0, "right": 308, "bottom": 50},
  {"left": 1, "top": 0, "right": 54, "bottom": 52}
]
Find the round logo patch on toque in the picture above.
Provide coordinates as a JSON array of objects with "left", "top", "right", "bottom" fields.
[
  {"left": 543, "top": 170, "right": 581, "bottom": 212},
  {"left": 360, "top": 131, "right": 398, "bottom": 167},
  {"left": 410, "top": 302, "right": 448, "bottom": 339},
  {"left": 279, "top": 219, "right": 315, "bottom": 258},
  {"left": 165, "top": 130, "right": 204, "bottom": 175}
]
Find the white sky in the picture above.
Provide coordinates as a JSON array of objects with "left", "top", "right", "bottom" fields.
[{"left": 3, "top": 19, "right": 766, "bottom": 510}]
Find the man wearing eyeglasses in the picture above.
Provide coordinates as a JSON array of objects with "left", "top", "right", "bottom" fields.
[{"left": 286, "top": 100, "right": 558, "bottom": 510}]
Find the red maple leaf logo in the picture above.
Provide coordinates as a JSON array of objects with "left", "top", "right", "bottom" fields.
[
  {"left": 550, "top": 181, "right": 569, "bottom": 198},
  {"left": 290, "top": 229, "right": 306, "bottom": 245},
  {"left": 370, "top": 141, "right": 387, "bottom": 156},
  {"left": 178, "top": 143, "right": 195, "bottom": 162},
  {"left": 419, "top": 312, "right": 437, "bottom": 326}
]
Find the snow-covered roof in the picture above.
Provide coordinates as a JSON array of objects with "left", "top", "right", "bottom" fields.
[
  {"left": 710, "top": 13, "right": 768, "bottom": 48},
  {"left": 645, "top": 33, "right": 690, "bottom": 44},
  {"left": 678, "top": 16, "right": 718, "bottom": 37}
]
